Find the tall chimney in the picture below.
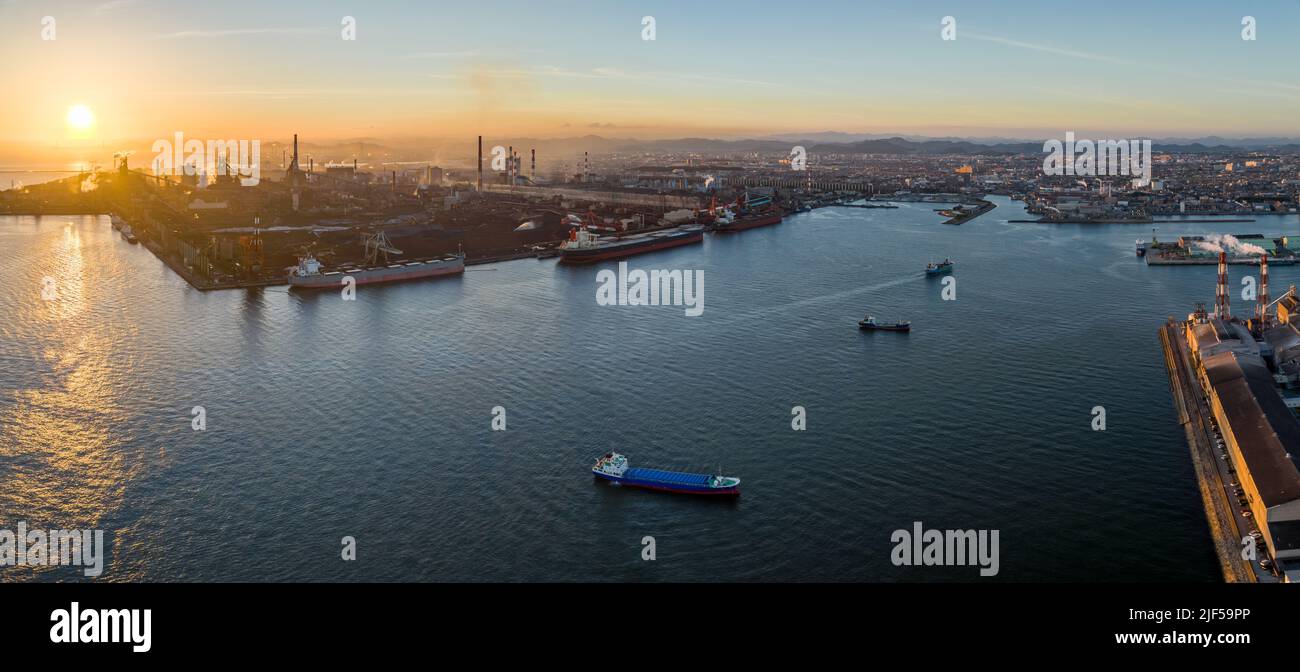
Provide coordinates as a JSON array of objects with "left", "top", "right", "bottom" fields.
[
  {"left": 292, "top": 134, "right": 299, "bottom": 170},
  {"left": 1259, "top": 254, "right": 1270, "bottom": 327},
  {"left": 531, "top": 148, "right": 535, "bottom": 179},
  {"left": 508, "top": 145, "right": 513, "bottom": 184},
  {"left": 477, "top": 135, "right": 483, "bottom": 192},
  {"left": 1217, "top": 251, "right": 1230, "bottom": 319}
]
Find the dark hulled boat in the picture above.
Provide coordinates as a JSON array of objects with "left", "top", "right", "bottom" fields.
[{"left": 858, "top": 315, "right": 910, "bottom": 332}]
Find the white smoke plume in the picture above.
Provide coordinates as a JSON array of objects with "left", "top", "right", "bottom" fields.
[
  {"left": 1195, "top": 241, "right": 1222, "bottom": 253},
  {"left": 1198, "top": 234, "right": 1267, "bottom": 257}
]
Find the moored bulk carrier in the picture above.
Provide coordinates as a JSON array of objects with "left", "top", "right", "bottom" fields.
[
  {"left": 558, "top": 223, "right": 704, "bottom": 264},
  {"left": 287, "top": 231, "right": 464, "bottom": 289},
  {"left": 711, "top": 191, "right": 783, "bottom": 232}
]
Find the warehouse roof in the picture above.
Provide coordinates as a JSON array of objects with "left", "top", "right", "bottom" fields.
[
  {"left": 1191, "top": 319, "right": 1259, "bottom": 358},
  {"left": 1204, "top": 351, "right": 1300, "bottom": 508}
]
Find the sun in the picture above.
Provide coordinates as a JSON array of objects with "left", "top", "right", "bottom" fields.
[{"left": 65, "top": 104, "right": 96, "bottom": 134}]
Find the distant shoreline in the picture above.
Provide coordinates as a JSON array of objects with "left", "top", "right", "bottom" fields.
[{"left": 1010, "top": 218, "right": 1257, "bottom": 224}]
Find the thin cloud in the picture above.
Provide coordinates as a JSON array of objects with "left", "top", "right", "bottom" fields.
[
  {"left": 156, "top": 88, "right": 454, "bottom": 99},
  {"left": 405, "top": 51, "right": 478, "bottom": 59},
  {"left": 452, "top": 65, "right": 778, "bottom": 88},
  {"left": 156, "top": 27, "right": 328, "bottom": 40},
  {"left": 94, "top": 0, "right": 143, "bottom": 13},
  {"left": 963, "top": 31, "right": 1127, "bottom": 65}
]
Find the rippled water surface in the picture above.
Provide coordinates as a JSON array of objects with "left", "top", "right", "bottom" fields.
[{"left": 5, "top": 199, "right": 1295, "bottom": 581}]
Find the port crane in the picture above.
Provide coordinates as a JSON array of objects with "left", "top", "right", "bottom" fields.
[{"left": 363, "top": 230, "right": 402, "bottom": 265}]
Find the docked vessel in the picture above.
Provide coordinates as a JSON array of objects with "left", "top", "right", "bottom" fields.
[
  {"left": 713, "top": 208, "right": 783, "bottom": 232},
  {"left": 592, "top": 453, "right": 740, "bottom": 496},
  {"left": 288, "top": 231, "right": 464, "bottom": 289},
  {"left": 558, "top": 224, "right": 704, "bottom": 264},
  {"left": 712, "top": 192, "right": 783, "bottom": 232},
  {"left": 120, "top": 225, "right": 138, "bottom": 244},
  {"left": 1137, "top": 229, "right": 1156, "bottom": 257},
  {"left": 925, "top": 259, "right": 953, "bottom": 275},
  {"left": 858, "top": 315, "right": 910, "bottom": 332},
  {"left": 110, "top": 213, "right": 126, "bottom": 231}
]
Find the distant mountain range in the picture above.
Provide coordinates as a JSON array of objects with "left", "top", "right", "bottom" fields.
[
  {"left": 458, "top": 134, "right": 1300, "bottom": 157},
  {"left": 6, "top": 131, "right": 1298, "bottom": 172}
]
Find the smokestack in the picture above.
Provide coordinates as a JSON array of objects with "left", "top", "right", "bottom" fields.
[
  {"left": 508, "top": 145, "right": 513, "bottom": 184},
  {"left": 477, "top": 135, "right": 483, "bottom": 192},
  {"left": 1217, "top": 251, "right": 1231, "bottom": 319},
  {"left": 292, "top": 134, "right": 299, "bottom": 170},
  {"left": 353, "top": 159, "right": 357, "bottom": 171},
  {"left": 309, "top": 158, "right": 313, "bottom": 174},
  {"left": 531, "top": 148, "right": 535, "bottom": 179},
  {"left": 1260, "top": 254, "right": 1270, "bottom": 327}
]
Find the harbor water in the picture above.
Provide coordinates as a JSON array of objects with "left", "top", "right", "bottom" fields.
[{"left": 5, "top": 197, "right": 1297, "bottom": 581}]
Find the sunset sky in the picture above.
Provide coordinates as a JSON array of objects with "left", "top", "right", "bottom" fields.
[{"left": 2, "top": 0, "right": 1300, "bottom": 147}]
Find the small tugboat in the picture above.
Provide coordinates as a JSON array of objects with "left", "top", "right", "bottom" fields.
[
  {"left": 858, "top": 315, "right": 910, "bottom": 332},
  {"left": 592, "top": 452, "right": 740, "bottom": 496},
  {"left": 925, "top": 259, "right": 954, "bottom": 275},
  {"left": 1136, "top": 229, "right": 1156, "bottom": 257},
  {"left": 120, "top": 225, "right": 138, "bottom": 244}
]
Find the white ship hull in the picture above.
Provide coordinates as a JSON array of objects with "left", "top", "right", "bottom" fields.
[{"left": 288, "top": 255, "right": 464, "bottom": 289}]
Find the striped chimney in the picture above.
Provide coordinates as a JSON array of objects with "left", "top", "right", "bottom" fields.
[
  {"left": 1259, "top": 254, "right": 1270, "bottom": 326},
  {"left": 1217, "top": 251, "right": 1230, "bottom": 319}
]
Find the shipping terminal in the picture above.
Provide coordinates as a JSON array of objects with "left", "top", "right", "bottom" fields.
[{"left": 1159, "top": 251, "right": 1300, "bottom": 582}]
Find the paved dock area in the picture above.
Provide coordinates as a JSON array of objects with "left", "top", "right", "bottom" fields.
[{"left": 1159, "top": 320, "right": 1276, "bottom": 582}]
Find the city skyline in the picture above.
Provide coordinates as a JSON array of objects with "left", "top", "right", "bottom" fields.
[{"left": 2, "top": 0, "right": 1300, "bottom": 148}]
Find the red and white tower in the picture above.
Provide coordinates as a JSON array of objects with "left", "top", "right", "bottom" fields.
[
  {"left": 1216, "top": 251, "right": 1230, "bottom": 319},
  {"left": 1259, "top": 254, "right": 1270, "bottom": 327}
]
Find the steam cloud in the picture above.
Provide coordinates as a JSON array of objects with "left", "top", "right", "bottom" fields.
[{"left": 1195, "top": 234, "right": 1267, "bottom": 257}]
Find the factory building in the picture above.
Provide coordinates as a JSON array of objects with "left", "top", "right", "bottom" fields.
[
  {"left": 1184, "top": 253, "right": 1300, "bottom": 581},
  {"left": 1199, "top": 349, "right": 1300, "bottom": 573}
]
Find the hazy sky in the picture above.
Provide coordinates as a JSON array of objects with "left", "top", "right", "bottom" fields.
[{"left": 2, "top": 0, "right": 1299, "bottom": 145}]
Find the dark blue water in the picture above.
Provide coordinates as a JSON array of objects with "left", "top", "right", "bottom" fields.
[{"left": 5, "top": 199, "right": 1296, "bottom": 581}]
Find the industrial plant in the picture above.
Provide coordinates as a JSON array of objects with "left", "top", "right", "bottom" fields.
[{"left": 1161, "top": 251, "right": 1300, "bottom": 582}]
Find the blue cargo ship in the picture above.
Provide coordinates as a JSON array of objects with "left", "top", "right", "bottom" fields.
[{"left": 592, "top": 453, "right": 740, "bottom": 496}]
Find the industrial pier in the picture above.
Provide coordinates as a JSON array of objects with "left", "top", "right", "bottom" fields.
[
  {"left": 938, "top": 199, "right": 996, "bottom": 225},
  {"left": 1158, "top": 252, "right": 1300, "bottom": 582},
  {"left": 1145, "top": 233, "right": 1298, "bottom": 266},
  {"left": 4, "top": 133, "right": 889, "bottom": 292}
]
